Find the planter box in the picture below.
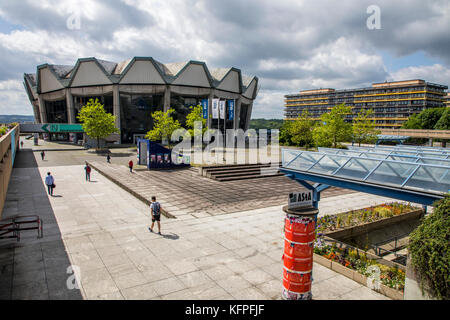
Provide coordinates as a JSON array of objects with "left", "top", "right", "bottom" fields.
[
  {"left": 313, "top": 253, "right": 331, "bottom": 268},
  {"left": 331, "top": 260, "right": 354, "bottom": 279},
  {"left": 313, "top": 253, "right": 404, "bottom": 300},
  {"left": 324, "top": 209, "right": 423, "bottom": 240}
]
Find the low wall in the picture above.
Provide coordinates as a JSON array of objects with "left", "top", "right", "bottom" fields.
[
  {"left": 0, "top": 125, "right": 20, "bottom": 219},
  {"left": 324, "top": 209, "right": 424, "bottom": 241}
]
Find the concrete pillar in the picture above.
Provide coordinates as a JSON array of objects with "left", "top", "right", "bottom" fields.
[
  {"left": 66, "top": 89, "right": 75, "bottom": 124},
  {"left": 245, "top": 102, "right": 253, "bottom": 131},
  {"left": 113, "top": 85, "right": 121, "bottom": 143},
  {"left": 428, "top": 138, "right": 433, "bottom": 147},
  {"left": 66, "top": 89, "right": 76, "bottom": 143},
  {"left": 32, "top": 101, "right": 40, "bottom": 124},
  {"left": 442, "top": 140, "right": 447, "bottom": 148},
  {"left": 282, "top": 205, "right": 318, "bottom": 300},
  {"left": 163, "top": 85, "right": 171, "bottom": 112},
  {"left": 38, "top": 96, "right": 47, "bottom": 124}
]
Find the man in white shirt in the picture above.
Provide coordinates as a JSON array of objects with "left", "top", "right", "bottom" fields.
[{"left": 45, "top": 172, "right": 54, "bottom": 196}]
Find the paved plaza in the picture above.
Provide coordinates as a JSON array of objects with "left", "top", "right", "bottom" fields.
[
  {"left": 87, "top": 161, "right": 356, "bottom": 219},
  {"left": 0, "top": 139, "right": 395, "bottom": 300}
]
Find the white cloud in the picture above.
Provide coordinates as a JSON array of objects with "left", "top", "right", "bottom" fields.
[
  {"left": 0, "top": 80, "right": 32, "bottom": 115},
  {"left": 389, "top": 64, "right": 450, "bottom": 86}
]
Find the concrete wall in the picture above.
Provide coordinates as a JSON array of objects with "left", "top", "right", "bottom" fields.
[{"left": 0, "top": 125, "right": 20, "bottom": 219}]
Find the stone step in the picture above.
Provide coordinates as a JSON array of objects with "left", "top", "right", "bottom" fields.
[
  {"left": 206, "top": 167, "right": 280, "bottom": 178},
  {"left": 209, "top": 168, "right": 281, "bottom": 179},
  {"left": 215, "top": 172, "right": 285, "bottom": 182},
  {"left": 201, "top": 162, "right": 282, "bottom": 171}
]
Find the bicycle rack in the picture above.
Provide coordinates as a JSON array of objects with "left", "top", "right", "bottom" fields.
[{"left": 0, "top": 215, "right": 43, "bottom": 242}]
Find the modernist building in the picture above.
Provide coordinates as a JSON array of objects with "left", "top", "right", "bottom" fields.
[
  {"left": 444, "top": 92, "right": 450, "bottom": 107},
  {"left": 23, "top": 57, "right": 259, "bottom": 143},
  {"left": 284, "top": 80, "right": 448, "bottom": 129}
]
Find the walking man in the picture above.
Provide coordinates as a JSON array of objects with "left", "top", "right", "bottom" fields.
[
  {"left": 84, "top": 163, "right": 91, "bottom": 181},
  {"left": 20, "top": 141, "right": 23, "bottom": 149},
  {"left": 149, "top": 196, "right": 161, "bottom": 235},
  {"left": 45, "top": 172, "right": 55, "bottom": 196},
  {"left": 128, "top": 160, "right": 133, "bottom": 173},
  {"left": 41, "top": 151, "right": 45, "bottom": 160},
  {"left": 107, "top": 154, "right": 111, "bottom": 163}
]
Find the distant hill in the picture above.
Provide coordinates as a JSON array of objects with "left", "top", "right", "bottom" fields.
[
  {"left": 249, "top": 118, "right": 284, "bottom": 130},
  {"left": 0, "top": 115, "right": 35, "bottom": 124}
]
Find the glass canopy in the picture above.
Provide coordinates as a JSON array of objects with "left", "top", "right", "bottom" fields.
[{"left": 282, "top": 148, "right": 450, "bottom": 195}]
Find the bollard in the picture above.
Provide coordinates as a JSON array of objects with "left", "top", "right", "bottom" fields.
[{"left": 281, "top": 205, "right": 319, "bottom": 300}]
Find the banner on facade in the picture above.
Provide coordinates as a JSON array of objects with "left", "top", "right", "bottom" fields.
[
  {"left": 212, "top": 99, "right": 219, "bottom": 119},
  {"left": 219, "top": 100, "right": 226, "bottom": 119},
  {"left": 227, "top": 100, "right": 235, "bottom": 121},
  {"left": 201, "top": 99, "right": 208, "bottom": 119}
]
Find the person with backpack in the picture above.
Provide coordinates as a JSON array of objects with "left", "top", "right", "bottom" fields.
[
  {"left": 45, "top": 172, "right": 55, "bottom": 196},
  {"left": 84, "top": 163, "right": 92, "bottom": 181},
  {"left": 149, "top": 196, "right": 161, "bottom": 235},
  {"left": 128, "top": 160, "right": 133, "bottom": 173}
]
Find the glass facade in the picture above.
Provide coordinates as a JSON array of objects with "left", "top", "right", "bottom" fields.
[
  {"left": 120, "top": 93, "right": 164, "bottom": 143},
  {"left": 73, "top": 95, "right": 113, "bottom": 123},
  {"left": 45, "top": 100, "right": 67, "bottom": 123},
  {"left": 170, "top": 95, "right": 206, "bottom": 127}
]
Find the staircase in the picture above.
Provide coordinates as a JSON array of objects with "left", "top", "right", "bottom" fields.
[{"left": 199, "top": 163, "right": 283, "bottom": 181}]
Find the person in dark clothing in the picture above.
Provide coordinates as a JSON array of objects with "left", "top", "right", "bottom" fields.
[
  {"left": 107, "top": 154, "right": 111, "bottom": 163},
  {"left": 149, "top": 196, "right": 161, "bottom": 235},
  {"left": 128, "top": 160, "right": 133, "bottom": 173},
  {"left": 41, "top": 151, "right": 45, "bottom": 160},
  {"left": 84, "top": 163, "right": 91, "bottom": 181}
]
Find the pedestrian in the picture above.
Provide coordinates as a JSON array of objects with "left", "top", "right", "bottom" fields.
[
  {"left": 128, "top": 160, "right": 133, "bottom": 173},
  {"left": 84, "top": 163, "right": 91, "bottom": 181},
  {"left": 45, "top": 172, "right": 55, "bottom": 196},
  {"left": 41, "top": 151, "right": 45, "bottom": 160},
  {"left": 20, "top": 141, "right": 23, "bottom": 149},
  {"left": 107, "top": 154, "right": 111, "bottom": 163},
  {"left": 149, "top": 196, "right": 161, "bottom": 235}
]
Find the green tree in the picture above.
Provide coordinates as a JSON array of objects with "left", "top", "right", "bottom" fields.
[
  {"left": 434, "top": 108, "right": 450, "bottom": 130},
  {"left": 352, "top": 109, "right": 380, "bottom": 146},
  {"left": 313, "top": 103, "right": 353, "bottom": 148},
  {"left": 77, "top": 98, "right": 118, "bottom": 150},
  {"left": 145, "top": 108, "right": 181, "bottom": 145},
  {"left": 185, "top": 104, "right": 207, "bottom": 137},
  {"left": 402, "top": 113, "right": 422, "bottom": 129},
  {"left": 289, "top": 110, "right": 315, "bottom": 149},
  {"left": 279, "top": 120, "right": 294, "bottom": 145}
]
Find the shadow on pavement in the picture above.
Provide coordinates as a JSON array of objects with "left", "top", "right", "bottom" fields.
[
  {"left": 0, "top": 149, "right": 83, "bottom": 300},
  {"left": 161, "top": 233, "right": 179, "bottom": 240}
]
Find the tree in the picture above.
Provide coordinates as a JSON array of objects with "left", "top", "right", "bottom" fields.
[
  {"left": 352, "top": 109, "right": 380, "bottom": 146},
  {"left": 279, "top": 120, "right": 294, "bottom": 145},
  {"left": 185, "top": 104, "right": 207, "bottom": 137},
  {"left": 77, "top": 98, "right": 118, "bottom": 150},
  {"left": 145, "top": 108, "right": 181, "bottom": 145},
  {"left": 434, "top": 108, "right": 450, "bottom": 130},
  {"left": 402, "top": 107, "right": 446, "bottom": 129},
  {"left": 402, "top": 113, "right": 422, "bottom": 129},
  {"left": 313, "top": 103, "right": 353, "bottom": 148},
  {"left": 289, "top": 110, "right": 315, "bottom": 149}
]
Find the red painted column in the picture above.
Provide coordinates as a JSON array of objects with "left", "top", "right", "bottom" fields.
[{"left": 282, "top": 206, "right": 319, "bottom": 300}]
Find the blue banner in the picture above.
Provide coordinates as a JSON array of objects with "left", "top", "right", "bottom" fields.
[
  {"left": 201, "top": 99, "right": 209, "bottom": 119},
  {"left": 227, "top": 100, "right": 235, "bottom": 121}
]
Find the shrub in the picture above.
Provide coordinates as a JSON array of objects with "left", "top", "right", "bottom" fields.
[{"left": 408, "top": 194, "right": 450, "bottom": 300}]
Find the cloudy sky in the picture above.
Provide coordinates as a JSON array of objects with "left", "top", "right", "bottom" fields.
[{"left": 0, "top": 0, "right": 449, "bottom": 118}]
